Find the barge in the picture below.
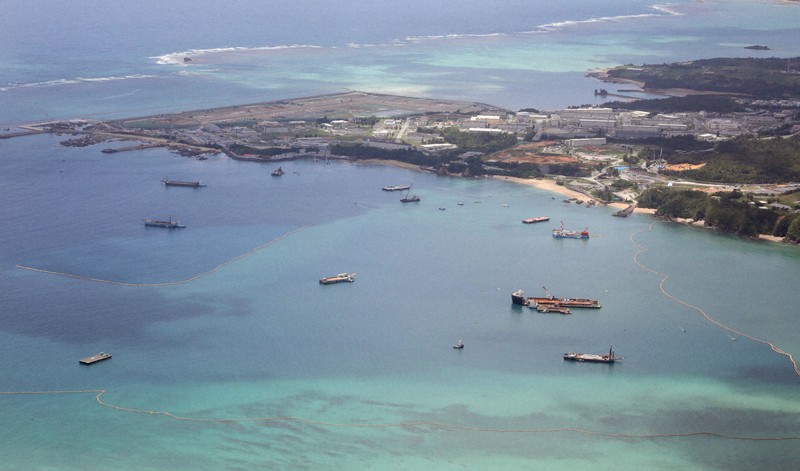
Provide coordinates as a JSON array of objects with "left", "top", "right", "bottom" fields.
[
  {"left": 162, "top": 178, "right": 205, "bottom": 187},
  {"left": 563, "top": 347, "right": 617, "bottom": 363},
  {"left": 512, "top": 289, "right": 601, "bottom": 309},
  {"left": 383, "top": 185, "right": 412, "bottom": 191},
  {"left": 319, "top": 273, "right": 355, "bottom": 284},
  {"left": 522, "top": 216, "right": 550, "bottom": 224},
  {"left": 532, "top": 304, "right": 571, "bottom": 314},
  {"left": 79, "top": 352, "right": 112, "bottom": 365},
  {"left": 552, "top": 221, "right": 589, "bottom": 239},
  {"left": 143, "top": 216, "right": 185, "bottom": 229}
]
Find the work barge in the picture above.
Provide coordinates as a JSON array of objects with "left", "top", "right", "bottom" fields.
[
  {"left": 563, "top": 347, "right": 618, "bottom": 363},
  {"left": 512, "top": 289, "right": 602, "bottom": 309},
  {"left": 79, "top": 352, "right": 112, "bottom": 365},
  {"left": 319, "top": 273, "right": 356, "bottom": 285}
]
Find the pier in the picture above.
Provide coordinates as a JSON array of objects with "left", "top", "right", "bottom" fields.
[
  {"left": 101, "top": 143, "right": 164, "bottom": 154},
  {"left": 0, "top": 129, "right": 44, "bottom": 139}
]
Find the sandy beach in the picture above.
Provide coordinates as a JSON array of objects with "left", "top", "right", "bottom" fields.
[{"left": 497, "top": 176, "right": 658, "bottom": 214}]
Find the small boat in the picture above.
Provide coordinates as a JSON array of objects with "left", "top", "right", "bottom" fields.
[
  {"left": 143, "top": 215, "right": 185, "bottom": 229},
  {"left": 382, "top": 184, "right": 412, "bottom": 191},
  {"left": 79, "top": 352, "right": 112, "bottom": 365},
  {"left": 522, "top": 216, "right": 550, "bottom": 224},
  {"left": 162, "top": 178, "right": 205, "bottom": 188},
  {"left": 457, "top": 202, "right": 464, "bottom": 206},
  {"left": 400, "top": 186, "right": 420, "bottom": 203},
  {"left": 453, "top": 340, "right": 464, "bottom": 349},
  {"left": 271, "top": 166, "right": 284, "bottom": 176},
  {"left": 319, "top": 273, "right": 355, "bottom": 284},
  {"left": 552, "top": 221, "right": 589, "bottom": 239},
  {"left": 563, "top": 346, "right": 618, "bottom": 363}
]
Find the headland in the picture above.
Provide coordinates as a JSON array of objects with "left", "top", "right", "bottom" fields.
[{"left": 7, "top": 56, "right": 800, "bottom": 244}]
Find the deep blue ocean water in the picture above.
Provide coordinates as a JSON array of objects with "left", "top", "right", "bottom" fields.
[{"left": 2, "top": 1, "right": 800, "bottom": 469}]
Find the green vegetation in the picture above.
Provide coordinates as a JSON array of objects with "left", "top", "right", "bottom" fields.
[
  {"left": 228, "top": 144, "right": 305, "bottom": 157},
  {"left": 546, "top": 163, "right": 590, "bottom": 178},
  {"left": 660, "top": 136, "right": 800, "bottom": 184},
  {"left": 606, "top": 57, "right": 800, "bottom": 99},
  {"left": 637, "top": 187, "right": 799, "bottom": 239},
  {"left": 330, "top": 143, "right": 439, "bottom": 167},
  {"left": 497, "top": 162, "right": 542, "bottom": 179},
  {"left": 605, "top": 95, "right": 745, "bottom": 113},
  {"left": 439, "top": 127, "right": 518, "bottom": 153}
]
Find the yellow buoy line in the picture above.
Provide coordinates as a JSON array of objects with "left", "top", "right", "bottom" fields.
[
  {"left": 631, "top": 223, "right": 800, "bottom": 378},
  {"left": 15, "top": 226, "right": 308, "bottom": 287},
  {"left": 0, "top": 389, "right": 798, "bottom": 441}
]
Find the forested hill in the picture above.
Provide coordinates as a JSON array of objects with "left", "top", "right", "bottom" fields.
[
  {"left": 603, "top": 57, "right": 800, "bottom": 99},
  {"left": 660, "top": 135, "right": 800, "bottom": 184}
]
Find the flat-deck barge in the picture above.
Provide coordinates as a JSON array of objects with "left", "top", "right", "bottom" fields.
[
  {"left": 383, "top": 185, "right": 411, "bottom": 191},
  {"left": 319, "top": 273, "right": 355, "bottom": 284},
  {"left": 79, "top": 352, "right": 112, "bottom": 365},
  {"left": 522, "top": 216, "right": 550, "bottom": 224},
  {"left": 563, "top": 347, "right": 617, "bottom": 363},
  {"left": 163, "top": 179, "right": 205, "bottom": 187}
]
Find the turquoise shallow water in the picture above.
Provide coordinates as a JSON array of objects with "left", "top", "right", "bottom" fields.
[
  {"left": 1, "top": 137, "right": 799, "bottom": 469},
  {"left": 2, "top": 0, "right": 800, "bottom": 122}
]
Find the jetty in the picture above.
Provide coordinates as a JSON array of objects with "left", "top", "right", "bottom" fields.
[
  {"left": 613, "top": 204, "right": 636, "bottom": 217},
  {"left": 101, "top": 143, "right": 163, "bottom": 154},
  {"left": 79, "top": 352, "right": 112, "bottom": 365}
]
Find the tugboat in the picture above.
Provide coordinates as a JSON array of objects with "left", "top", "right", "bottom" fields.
[
  {"left": 552, "top": 221, "right": 589, "bottom": 239},
  {"left": 563, "top": 346, "right": 618, "bottom": 363},
  {"left": 143, "top": 215, "right": 185, "bottom": 229},
  {"left": 453, "top": 339, "right": 464, "bottom": 349},
  {"left": 271, "top": 166, "right": 284, "bottom": 176},
  {"left": 400, "top": 186, "right": 420, "bottom": 203}
]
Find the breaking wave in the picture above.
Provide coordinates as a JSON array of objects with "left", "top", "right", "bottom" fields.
[
  {"left": 0, "top": 74, "right": 157, "bottom": 92},
  {"left": 152, "top": 44, "right": 324, "bottom": 65},
  {"left": 527, "top": 3, "right": 682, "bottom": 33},
  {"left": 150, "top": 4, "right": 685, "bottom": 65}
]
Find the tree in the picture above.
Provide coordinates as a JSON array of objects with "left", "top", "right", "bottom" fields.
[{"left": 786, "top": 217, "right": 800, "bottom": 243}]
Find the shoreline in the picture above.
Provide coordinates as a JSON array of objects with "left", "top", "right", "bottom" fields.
[
  {"left": 497, "top": 176, "right": 657, "bottom": 214},
  {"left": 586, "top": 68, "right": 747, "bottom": 99},
  {"left": 665, "top": 217, "right": 788, "bottom": 245}
]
